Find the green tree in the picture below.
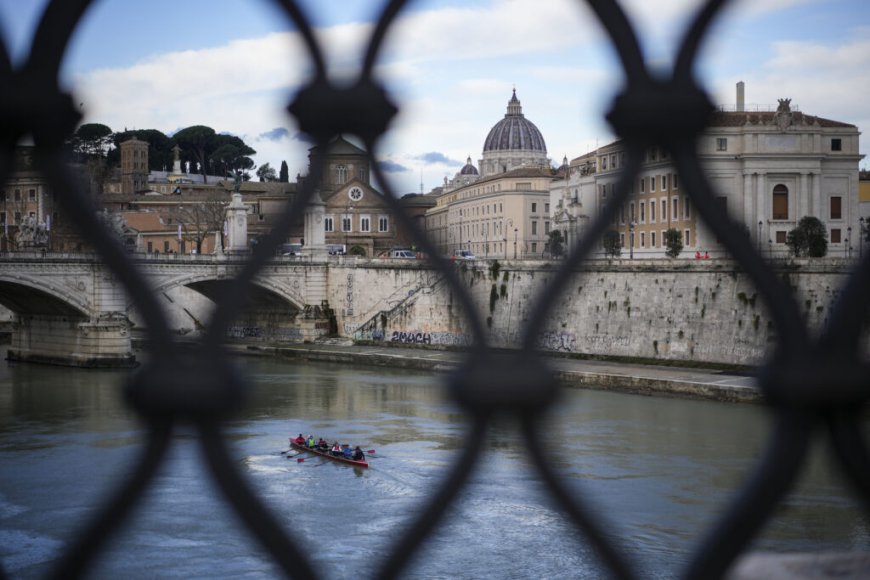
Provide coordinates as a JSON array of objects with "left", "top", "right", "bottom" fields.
[
  {"left": 547, "top": 230, "right": 565, "bottom": 257},
  {"left": 172, "top": 125, "right": 217, "bottom": 183},
  {"left": 256, "top": 162, "right": 278, "bottom": 182},
  {"left": 209, "top": 136, "right": 256, "bottom": 180},
  {"left": 786, "top": 216, "right": 827, "bottom": 257},
  {"left": 603, "top": 230, "right": 621, "bottom": 258},
  {"left": 279, "top": 160, "right": 289, "bottom": 182},
  {"left": 67, "top": 123, "right": 113, "bottom": 159},
  {"left": 664, "top": 228, "right": 683, "bottom": 258}
]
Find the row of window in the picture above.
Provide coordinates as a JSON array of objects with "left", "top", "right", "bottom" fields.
[
  {"left": 768, "top": 228, "right": 851, "bottom": 244},
  {"left": 714, "top": 137, "right": 843, "bottom": 152},
  {"left": 459, "top": 202, "right": 504, "bottom": 218},
  {"left": 0, "top": 210, "right": 37, "bottom": 224},
  {"left": 638, "top": 173, "right": 679, "bottom": 194},
  {"left": 333, "top": 165, "right": 368, "bottom": 184},
  {"left": 1, "top": 188, "right": 39, "bottom": 201},
  {"left": 600, "top": 147, "right": 671, "bottom": 171},
  {"left": 619, "top": 196, "right": 691, "bottom": 225},
  {"left": 324, "top": 214, "right": 389, "bottom": 233},
  {"left": 771, "top": 186, "right": 844, "bottom": 221},
  {"left": 620, "top": 229, "right": 693, "bottom": 248}
]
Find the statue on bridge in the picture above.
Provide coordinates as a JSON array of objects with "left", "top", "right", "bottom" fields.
[{"left": 15, "top": 214, "right": 49, "bottom": 248}]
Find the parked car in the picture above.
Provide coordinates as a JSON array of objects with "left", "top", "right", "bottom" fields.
[
  {"left": 453, "top": 249, "right": 476, "bottom": 260},
  {"left": 389, "top": 249, "right": 416, "bottom": 259},
  {"left": 278, "top": 243, "right": 303, "bottom": 256}
]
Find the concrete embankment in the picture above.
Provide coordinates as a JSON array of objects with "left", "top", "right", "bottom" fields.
[{"left": 233, "top": 342, "right": 762, "bottom": 403}]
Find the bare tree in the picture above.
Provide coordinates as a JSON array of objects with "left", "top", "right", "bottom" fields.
[{"left": 171, "top": 194, "right": 227, "bottom": 254}]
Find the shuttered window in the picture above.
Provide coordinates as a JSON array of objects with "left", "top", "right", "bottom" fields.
[
  {"left": 830, "top": 196, "right": 842, "bottom": 220},
  {"left": 772, "top": 185, "right": 789, "bottom": 220}
]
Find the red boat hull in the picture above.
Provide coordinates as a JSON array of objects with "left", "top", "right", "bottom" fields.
[{"left": 289, "top": 440, "right": 369, "bottom": 468}]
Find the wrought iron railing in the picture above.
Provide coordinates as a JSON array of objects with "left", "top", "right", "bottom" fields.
[{"left": 1, "top": 0, "right": 868, "bottom": 578}]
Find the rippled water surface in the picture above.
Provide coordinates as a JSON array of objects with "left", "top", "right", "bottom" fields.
[{"left": 0, "top": 351, "right": 867, "bottom": 578}]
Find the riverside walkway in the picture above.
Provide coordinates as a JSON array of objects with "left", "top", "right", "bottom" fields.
[{"left": 235, "top": 341, "right": 762, "bottom": 403}]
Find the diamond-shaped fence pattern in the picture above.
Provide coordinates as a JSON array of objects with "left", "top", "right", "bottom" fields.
[{"left": 1, "top": 0, "right": 868, "bottom": 578}]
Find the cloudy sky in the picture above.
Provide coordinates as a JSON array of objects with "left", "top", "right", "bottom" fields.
[{"left": 2, "top": 0, "right": 868, "bottom": 193}]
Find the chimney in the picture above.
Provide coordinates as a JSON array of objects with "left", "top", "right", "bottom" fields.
[{"left": 736, "top": 81, "right": 745, "bottom": 112}]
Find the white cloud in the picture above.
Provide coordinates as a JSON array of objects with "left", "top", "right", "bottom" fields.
[
  {"left": 66, "top": 0, "right": 869, "bottom": 193},
  {"left": 382, "top": 0, "right": 598, "bottom": 66}
]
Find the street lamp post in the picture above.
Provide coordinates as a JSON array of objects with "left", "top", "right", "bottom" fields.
[
  {"left": 860, "top": 217, "right": 865, "bottom": 259},
  {"left": 513, "top": 228, "right": 518, "bottom": 259},
  {"left": 757, "top": 221, "right": 763, "bottom": 253},
  {"left": 629, "top": 221, "right": 636, "bottom": 259}
]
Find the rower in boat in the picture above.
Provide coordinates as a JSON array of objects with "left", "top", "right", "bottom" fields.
[
  {"left": 289, "top": 436, "right": 370, "bottom": 468},
  {"left": 293, "top": 433, "right": 305, "bottom": 445}
]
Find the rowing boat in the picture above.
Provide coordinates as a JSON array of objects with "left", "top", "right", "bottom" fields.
[{"left": 289, "top": 440, "right": 369, "bottom": 468}]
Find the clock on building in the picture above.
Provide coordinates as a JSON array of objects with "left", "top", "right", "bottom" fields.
[{"left": 348, "top": 186, "right": 364, "bottom": 202}]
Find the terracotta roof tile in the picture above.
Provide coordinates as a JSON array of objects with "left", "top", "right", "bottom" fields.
[{"left": 121, "top": 211, "right": 169, "bottom": 232}]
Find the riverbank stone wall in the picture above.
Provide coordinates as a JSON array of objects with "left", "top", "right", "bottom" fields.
[{"left": 338, "top": 259, "right": 862, "bottom": 366}]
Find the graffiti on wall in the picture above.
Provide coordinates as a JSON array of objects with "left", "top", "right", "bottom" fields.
[
  {"left": 386, "top": 330, "right": 472, "bottom": 346},
  {"left": 536, "top": 331, "right": 577, "bottom": 352},
  {"left": 391, "top": 331, "right": 432, "bottom": 344},
  {"left": 351, "top": 327, "right": 384, "bottom": 341},
  {"left": 583, "top": 335, "right": 630, "bottom": 348}
]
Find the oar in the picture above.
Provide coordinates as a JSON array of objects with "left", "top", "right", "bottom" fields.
[
  {"left": 367, "top": 450, "right": 376, "bottom": 454},
  {"left": 296, "top": 457, "right": 305, "bottom": 463}
]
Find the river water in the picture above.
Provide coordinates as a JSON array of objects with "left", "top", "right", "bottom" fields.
[{"left": 0, "top": 348, "right": 867, "bottom": 579}]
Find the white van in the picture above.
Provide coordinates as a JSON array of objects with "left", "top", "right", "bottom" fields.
[
  {"left": 389, "top": 249, "right": 416, "bottom": 259},
  {"left": 453, "top": 249, "right": 476, "bottom": 260}
]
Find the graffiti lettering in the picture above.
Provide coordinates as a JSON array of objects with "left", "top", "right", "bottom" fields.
[
  {"left": 391, "top": 331, "right": 432, "bottom": 344},
  {"left": 536, "top": 331, "right": 576, "bottom": 352},
  {"left": 583, "top": 335, "right": 630, "bottom": 348}
]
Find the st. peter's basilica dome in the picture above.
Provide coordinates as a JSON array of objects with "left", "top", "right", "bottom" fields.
[{"left": 482, "top": 89, "right": 547, "bottom": 154}]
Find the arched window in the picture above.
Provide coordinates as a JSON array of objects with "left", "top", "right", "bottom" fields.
[
  {"left": 772, "top": 184, "right": 789, "bottom": 220},
  {"left": 336, "top": 165, "right": 347, "bottom": 184}
]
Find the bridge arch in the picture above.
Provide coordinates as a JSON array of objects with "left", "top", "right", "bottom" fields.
[
  {"left": 147, "top": 272, "right": 308, "bottom": 312},
  {"left": 0, "top": 275, "right": 92, "bottom": 317}
]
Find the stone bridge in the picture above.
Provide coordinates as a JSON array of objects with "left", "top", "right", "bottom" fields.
[{"left": 0, "top": 252, "right": 433, "bottom": 367}]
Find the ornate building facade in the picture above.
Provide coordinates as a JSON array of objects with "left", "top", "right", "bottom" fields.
[{"left": 551, "top": 84, "right": 864, "bottom": 258}]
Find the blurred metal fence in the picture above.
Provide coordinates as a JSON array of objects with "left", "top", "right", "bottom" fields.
[{"left": 1, "top": 0, "right": 868, "bottom": 578}]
